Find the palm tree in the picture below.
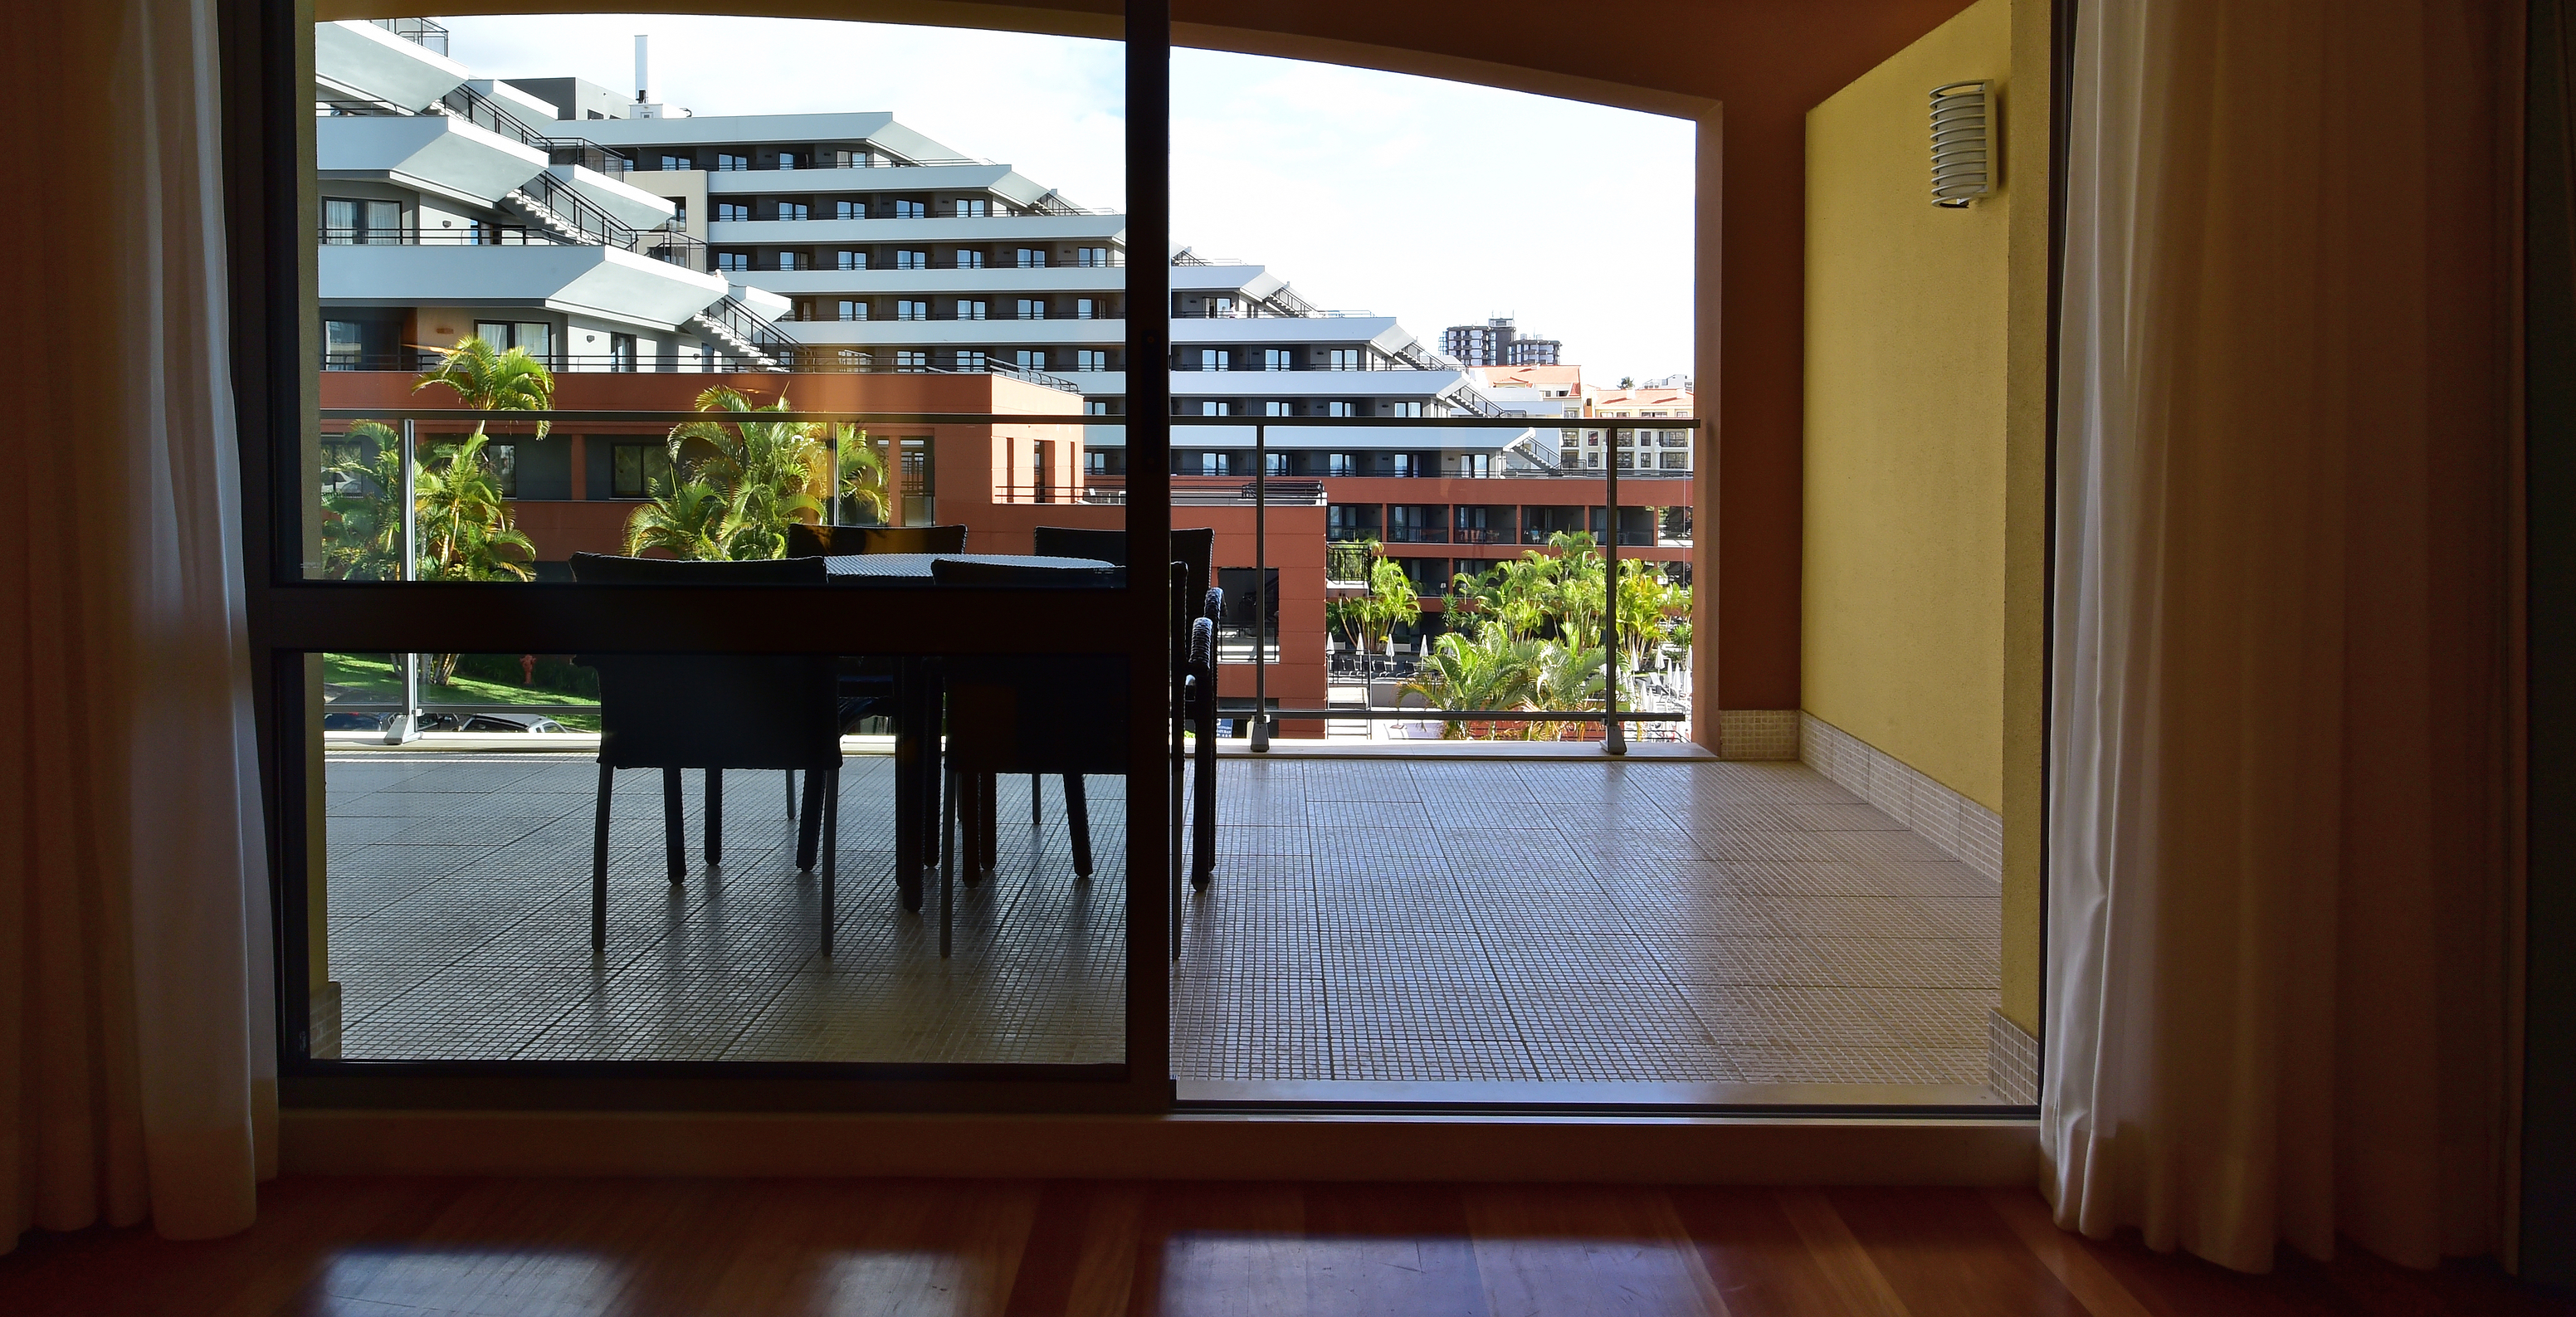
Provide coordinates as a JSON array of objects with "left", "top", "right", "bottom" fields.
[
  {"left": 630, "top": 386, "right": 830, "bottom": 559},
  {"left": 1404, "top": 630, "right": 1547, "bottom": 739},
  {"left": 832, "top": 424, "right": 893, "bottom": 524},
  {"left": 416, "top": 431, "right": 536, "bottom": 583},
  {"left": 320, "top": 420, "right": 406, "bottom": 582},
  {"left": 412, "top": 337, "right": 556, "bottom": 440},
  {"left": 1360, "top": 556, "right": 1422, "bottom": 654}
]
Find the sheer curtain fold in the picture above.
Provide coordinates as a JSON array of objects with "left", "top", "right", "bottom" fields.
[
  {"left": 2, "top": 0, "right": 271, "bottom": 1250},
  {"left": 2046, "top": 0, "right": 2515, "bottom": 1273}
]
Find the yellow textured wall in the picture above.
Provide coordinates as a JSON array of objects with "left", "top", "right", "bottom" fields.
[
  {"left": 1803, "top": 0, "right": 2011, "bottom": 813},
  {"left": 1804, "top": 0, "right": 2044, "bottom": 1034}
]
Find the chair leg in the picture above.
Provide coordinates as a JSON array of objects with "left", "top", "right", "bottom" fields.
[
  {"left": 796, "top": 769, "right": 825, "bottom": 871},
  {"left": 1193, "top": 710, "right": 1218, "bottom": 888},
  {"left": 591, "top": 763, "right": 613, "bottom": 953},
  {"left": 978, "top": 772, "right": 999, "bottom": 878},
  {"left": 940, "top": 764, "right": 957, "bottom": 958},
  {"left": 705, "top": 768, "right": 724, "bottom": 866},
  {"left": 783, "top": 768, "right": 797, "bottom": 821},
  {"left": 1066, "top": 774, "right": 1092, "bottom": 879},
  {"left": 821, "top": 767, "right": 838, "bottom": 958},
  {"left": 1032, "top": 773, "right": 1043, "bottom": 826},
  {"left": 662, "top": 767, "right": 685, "bottom": 885}
]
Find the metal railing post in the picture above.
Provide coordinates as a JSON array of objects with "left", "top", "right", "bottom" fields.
[
  {"left": 1605, "top": 423, "right": 1625, "bottom": 756},
  {"left": 386, "top": 418, "right": 422, "bottom": 744},
  {"left": 1251, "top": 423, "right": 1270, "bottom": 752}
]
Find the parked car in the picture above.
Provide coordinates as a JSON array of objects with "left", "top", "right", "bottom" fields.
[
  {"left": 418, "top": 712, "right": 567, "bottom": 734},
  {"left": 320, "top": 710, "right": 388, "bottom": 731}
]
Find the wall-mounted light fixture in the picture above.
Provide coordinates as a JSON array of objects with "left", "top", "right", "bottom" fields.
[{"left": 1931, "top": 80, "right": 1994, "bottom": 207}]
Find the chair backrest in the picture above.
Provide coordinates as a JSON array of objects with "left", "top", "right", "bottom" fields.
[
  {"left": 940, "top": 653, "right": 1130, "bottom": 776},
  {"left": 1032, "top": 527, "right": 1215, "bottom": 608},
  {"left": 566, "top": 554, "right": 842, "bottom": 770},
  {"left": 786, "top": 524, "right": 968, "bottom": 557},
  {"left": 927, "top": 559, "right": 1119, "bottom": 588}
]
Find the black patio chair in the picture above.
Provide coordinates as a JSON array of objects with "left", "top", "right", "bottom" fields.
[
  {"left": 1019, "top": 530, "right": 1223, "bottom": 887},
  {"left": 785, "top": 523, "right": 968, "bottom": 557},
  {"left": 925, "top": 628, "right": 1129, "bottom": 957},
  {"left": 568, "top": 553, "right": 846, "bottom": 955}
]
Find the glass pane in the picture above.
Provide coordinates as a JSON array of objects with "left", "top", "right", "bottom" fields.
[{"left": 309, "top": 647, "right": 1128, "bottom": 1065}]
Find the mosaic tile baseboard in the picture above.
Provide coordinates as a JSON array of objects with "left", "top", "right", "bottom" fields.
[
  {"left": 1717, "top": 710, "right": 1801, "bottom": 761},
  {"left": 1986, "top": 1009, "right": 2038, "bottom": 1105},
  {"left": 1799, "top": 713, "right": 2003, "bottom": 884}
]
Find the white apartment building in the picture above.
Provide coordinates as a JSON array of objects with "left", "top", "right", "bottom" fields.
[
  {"left": 314, "top": 19, "right": 1539, "bottom": 478},
  {"left": 313, "top": 21, "right": 788, "bottom": 376}
]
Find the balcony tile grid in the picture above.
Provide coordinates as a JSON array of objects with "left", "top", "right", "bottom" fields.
[
  {"left": 1207, "top": 824, "right": 1320, "bottom": 854},
  {"left": 511, "top": 970, "right": 797, "bottom": 1061},
  {"left": 1407, "top": 765, "right": 1547, "bottom": 803},
  {"left": 1300, "top": 763, "right": 1425, "bottom": 802},
  {"left": 1818, "top": 829, "right": 1973, "bottom": 865},
  {"left": 326, "top": 816, "right": 413, "bottom": 849},
  {"left": 371, "top": 763, "right": 558, "bottom": 793},
  {"left": 1642, "top": 937, "right": 2001, "bottom": 992},
  {"left": 337, "top": 968, "right": 607, "bottom": 1061},
  {"left": 1673, "top": 984, "right": 1998, "bottom": 1051},
  {"left": 329, "top": 790, "right": 569, "bottom": 820},
  {"left": 1751, "top": 895, "right": 2002, "bottom": 942},
  {"left": 1764, "top": 801, "right": 1911, "bottom": 832},
  {"left": 1651, "top": 802, "right": 1798, "bottom": 835},
  {"left": 1713, "top": 859, "right": 1998, "bottom": 900},
  {"left": 1733, "top": 1043, "right": 1990, "bottom": 1086},
  {"left": 1302, "top": 800, "right": 1442, "bottom": 831}
]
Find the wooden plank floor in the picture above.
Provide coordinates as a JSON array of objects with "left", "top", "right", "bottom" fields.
[{"left": 2, "top": 1178, "right": 2563, "bottom": 1315}]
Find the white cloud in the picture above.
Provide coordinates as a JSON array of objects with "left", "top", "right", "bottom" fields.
[{"left": 429, "top": 14, "right": 1692, "bottom": 381}]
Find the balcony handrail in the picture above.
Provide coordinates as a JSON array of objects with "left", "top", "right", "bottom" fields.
[
  {"left": 368, "top": 17, "right": 448, "bottom": 55},
  {"left": 319, "top": 407, "right": 1699, "bottom": 430}
]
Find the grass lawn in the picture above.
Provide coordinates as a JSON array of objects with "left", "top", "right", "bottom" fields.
[{"left": 324, "top": 653, "right": 601, "bottom": 733}]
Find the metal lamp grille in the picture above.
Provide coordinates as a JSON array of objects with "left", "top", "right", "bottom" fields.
[{"left": 1931, "top": 80, "right": 1993, "bottom": 207}]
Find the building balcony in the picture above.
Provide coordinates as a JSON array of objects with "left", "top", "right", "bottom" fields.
[
  {"left": 710, "top": 215, "right": 1128, "bottom": 244},
  {"left": 317, "top": 112, "right": 546, "bottom": 209},
  {"left": 778, "top": 319, "right": 1123, "bottom": 347},
  {"left": 741, "top": 266, "right": 1127, "bottom": 295},
  {"left": 314, "top": 17, "right": 468, "bottom": 110},
  {"left": 320, "top": 241, "right": 729, "bottom": 332},
  {"left": 312, "top": 745, "right": 2003, "bottom": 1095},
  {"left": 544, "top": 163, "right": 678, "bottom": 231}
]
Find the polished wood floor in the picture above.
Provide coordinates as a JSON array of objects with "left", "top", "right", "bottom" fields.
[{"left": 3, "top": 1178, "right": 2563, "bottom": 1315}]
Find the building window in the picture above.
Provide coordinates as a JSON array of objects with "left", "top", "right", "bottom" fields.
[
  {"left": 776, "top": 151, "right": 798, "bottom": 171},
  {"left": 1016, "top": 247, "right": 1047, "bottom": 268},
  {"left": 954, "top": 249, "right": 986, "bottom": 269},
  {"left": 955, "top": 198, "right": 988, "bottom": 217},
  {"left": 1324, "top": 401, "right": 1355, "bottom": 417},
  {"left": 1015, "top": 349, "right": 1046, "bottom": 372},
  {"left": 1198, "top": 349, "right": 1229, "bottom": 373},
  {"left": 1616, "top": 452, "right": 1635, "bottom": 470},
  {"left": 1659, "top": 451, "right": 1687, "bottom": 469},
  {"left": 957, "top": 300, "right": 988, "bottom": 321},
  {"left": 776, "top": 251, "right": 803, "bottom": 271},
  {"left": 1076, "top": 349, "right": 1107, "bottom": 373},
  {"left": 777, "top": 202, "right": 809, "bottom": 221},
  {"left": 836, "top": 200, "right": 866, "bottom": 219},
  {"left": 837, "top": 250, "right": 866, "bottom": 270},
  {"left": 895, "top": 350, "right": 929, "bottom": 372},
  {"left": 610, "top": 442, "right": 674, "bottom": 497},
  {"left": 895, "top": 250, "right": 927, "bottom": 270},
  {"left": 1198, "top": 452, "right": 1232, "bottom": 476},
  {"left": 1262, "top": 401, "right": 1292, "bottom": 417},
  {"left": 1087, "top": 451, "right": 1110, "bottom": 474},
  {"left": 475, "top": 320, "right": 552, "bottom": 362},
  {"left": 1262, "top": 349, "right": 1295, "bottom": 371},
  {"left": 1388, "top": 454, "right": 1417, "bottom": 477},
  {"left": 837, "top": 300, "right": 867, "bottom": 321},
  {"left": 608, "top": 333, "right": 636, "bottom": 372},
  {"left": 324, "top": 319, "right": 366, "bottom": 369},
  {"left": 895, "top": 300, "right": 928, "bottom": 320},
  {"left": 1387, "top": 401, "right": 1424, "bottom": 417},
  {"left": 716, "top": 153, "right": 749, "bottom": 171},
  {"left": 485, "top": 444, "right": 519, "bottom": 497},
  {"left": 956, "top": 350, "right": 986, "bottom": 372},
  {"left": 716, "top": 251, "right": 749, "bottom": 272},
  {"left": 1075, "top": 299, "right": 1099, "bottom": 319},
  {"left": 1659, "top": 431, "right": 1689, "bottom": 447},
  {"left": 715, "top": 202, "right": 749, "bottom": 222},
  {"left": 700, "top": 341, "right": 716, "bottom": 371},
  {"left": 1076, "top": 246, "right": 1110, "bottom": 266},
  {"left": 1266, "top": 452, "right": 1290, "bottom": 476},
  {"left": 659, "top": 153, "right": 691, "bottom": 170},
  {"left": 1200, "top": 401, "right": 1233, "bottom": 417},
  {"left": 1086, "top": 400, "right": 1110, "bottom": 415},
  {"left": 1017, "top": 299, "right": 1047, "bottom": 320},
  {"left": 1328, "top": 454, "right": 1356, "bottom": 476},
  {"left": 1329, "top": 349, "right": 1360, "bottom": 370},
  {"left": 891, "top": 199, "right": 925, "bottom": 219},
  {"left": 1586, "top": 452, "right": 1602, "bottom": 468}
]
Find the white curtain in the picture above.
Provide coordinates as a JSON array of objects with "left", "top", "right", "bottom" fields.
[
  {"left": 2046, "top": 0, "right": 2515, "bottom": 1273},
  {"left": 0, "top": 0, "right": 273, "bottom": 1249}
]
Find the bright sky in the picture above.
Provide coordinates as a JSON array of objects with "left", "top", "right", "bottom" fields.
[{"left": 432, "top": 15, "right": 1695, "bottom": 383}]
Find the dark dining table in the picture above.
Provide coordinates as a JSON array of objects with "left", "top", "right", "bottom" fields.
[{"left": 813, "top": 552, "right": 1119, "bottom": 909}]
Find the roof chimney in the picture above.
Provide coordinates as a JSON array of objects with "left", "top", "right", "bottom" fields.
[{"left": 634, "top": 34, "right": 650, "bottom": 104}]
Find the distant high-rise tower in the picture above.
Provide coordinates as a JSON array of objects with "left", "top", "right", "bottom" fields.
[{"left": 1444, "top": 316, "right": 1562, "bottom": 367}]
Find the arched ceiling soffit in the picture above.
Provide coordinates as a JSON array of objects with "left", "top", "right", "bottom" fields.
[{"left": 315, "top": 0, "right": 1981, "bottom": 120}]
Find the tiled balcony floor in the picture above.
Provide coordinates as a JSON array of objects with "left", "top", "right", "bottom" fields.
[{"left": 321, "top": 753, "right": 2002, "bottom": 1090}]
